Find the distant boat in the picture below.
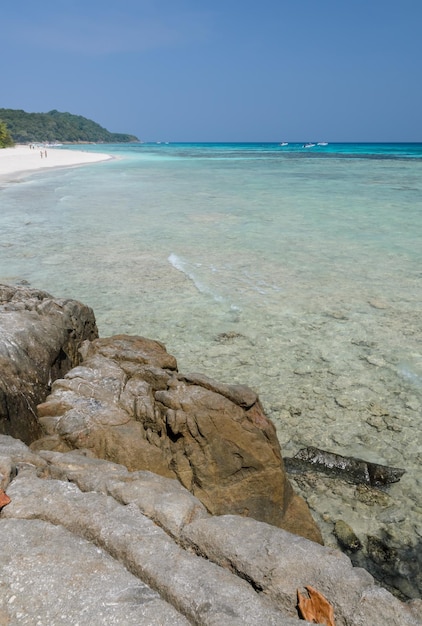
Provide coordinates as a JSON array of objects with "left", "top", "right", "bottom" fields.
[
  {"left": 317, "top": 142, "right": 328, "bottom": 146},
  {"left": 303, "top": 143, "right": 316, "bottom": 148},
  {"left": 279, "top": 142, "right": 288, "bottom": 146}
]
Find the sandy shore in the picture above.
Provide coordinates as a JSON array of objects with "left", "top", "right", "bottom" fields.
[{"left": 0, "top": 145, "right": 112, "bottom": 183}]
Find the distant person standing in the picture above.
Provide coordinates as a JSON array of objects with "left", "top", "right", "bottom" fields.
[
  {"left": 40, "top": 150, "right": 43, "bottom": 158},
  {"left": 45, "top": 150, "right": 47, "bottom": 158}
]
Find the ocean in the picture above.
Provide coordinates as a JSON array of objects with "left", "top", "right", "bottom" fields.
[{"left": 1, "top": 142, "right": 421, "bottom": 554}]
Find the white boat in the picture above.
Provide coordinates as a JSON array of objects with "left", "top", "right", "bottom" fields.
[
  {"left": 279, "top": 142, "right": 288, "bottom": 146},
  {"left": 317, "top": 142, "right": 328, "bottom": 146},
  {"left": 303, "top": 143, "right": 316, "bottom": 148}
]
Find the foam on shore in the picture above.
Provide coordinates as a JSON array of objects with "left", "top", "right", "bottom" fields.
[{"left": 0, "top": 145, "right": 112, "bottom": 183}]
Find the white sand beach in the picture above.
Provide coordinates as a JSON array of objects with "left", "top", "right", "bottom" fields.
[{"left": 0, "top": 145, "right": 112, "bottom": 182}]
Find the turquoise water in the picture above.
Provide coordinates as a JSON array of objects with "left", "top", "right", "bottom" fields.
[{"left": 1, "top": 143, "right": 421, "bottom": 470}]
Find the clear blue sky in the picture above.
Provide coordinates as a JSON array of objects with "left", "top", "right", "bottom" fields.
[{"left": 2, "top": 0, "right": 421, "bottom": 142}]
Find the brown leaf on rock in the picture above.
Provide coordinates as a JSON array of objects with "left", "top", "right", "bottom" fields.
[
  {"left": 0, "top": 489, "right": 11, "bottom": 510},
  {"left": 297, "top": 585, "right": 336, "bottom": 625}
]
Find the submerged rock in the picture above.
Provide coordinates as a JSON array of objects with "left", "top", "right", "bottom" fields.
[
  {"left": 334, "top": 519, "right": 362, "bottom": 552},
  {"left": 284, "top": 446, "right": 405, "bottom": 487}
]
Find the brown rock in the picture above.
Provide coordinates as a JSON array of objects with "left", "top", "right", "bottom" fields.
[
  {"left": 32, "top": 335, "right": 322, "bottom": 543},
  {"left": 156, "top": 378, "right": 289, "bottom": 522}
]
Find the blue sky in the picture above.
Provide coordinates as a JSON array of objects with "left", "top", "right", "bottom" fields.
[{"left": 2, "top": 0, "right": 421, "bottom": 142}]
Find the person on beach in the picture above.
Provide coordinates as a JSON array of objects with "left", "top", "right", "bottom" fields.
[{"left": 40, "top": 151, "right": 43, "bottom": 158}]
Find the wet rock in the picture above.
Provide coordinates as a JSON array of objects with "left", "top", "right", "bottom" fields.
[
  {"left": 326, "top": 311, "right": 349, "bottom": 320},
  {"left": 335, "top": 395, "right": 352, "bottom": 408},
  {"left": 366, "top": 414, "right": 387, "bottom": 431},
  {"left": 215, "top": 331, "right": 245, "bottom": 343},
  {"left": 284, "top": 446, "right": 405, "bottom": 487},
  {"left": 368, "top": 401, "right": 390, "bottom": 416},
  {"left": 363, "top": 534, "right": 422, "bottom": 601},
  {"left": 354, "top": 484, "right": 391, "bottom": 507},
  {"left": 334, "top": 520, "right": 362, "bottom": 552},
  {"left": 368, "top": 298, "right": 389, "bottom": 310},
  {"left": 365, "top": 355, "right": 386, "bottom": 367}
]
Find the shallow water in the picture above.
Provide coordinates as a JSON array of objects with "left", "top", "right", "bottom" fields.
[{"left": 1, "top": 142, "right": 421, "bottom": 553}]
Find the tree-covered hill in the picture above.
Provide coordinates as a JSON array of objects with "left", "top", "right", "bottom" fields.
[{"left": 0, "top": 109, "right": 139, "bottom": 144}]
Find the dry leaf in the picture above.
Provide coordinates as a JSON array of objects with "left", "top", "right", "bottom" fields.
[
  {"left": 297, "top": 585, "right": 336, "bottom": 625},
  {"left": 0, "top": 489, "right": 11, "bottom": 510}
]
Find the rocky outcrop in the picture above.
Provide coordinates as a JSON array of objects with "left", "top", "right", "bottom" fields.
[
  {"left": 1, "top": 436, "right": 420, "bottom": 626},
  {"left": 31, "top": 335, "right": 322, "bottom": 543},
  {"left": 0, "top": 284, "right": 98, "bottom": 444},
  {"left": 1, "top": 285, "right": 419, "bottom": 604}
]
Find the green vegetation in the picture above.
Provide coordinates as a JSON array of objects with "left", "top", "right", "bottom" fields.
[
  {"left": 0, "top": 109, "right": 139, "bottom": 144},
  {"left": 0, "top": 120, "right": 14, "bottom": 148}
]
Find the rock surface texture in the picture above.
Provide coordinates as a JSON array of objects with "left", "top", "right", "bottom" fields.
[
  {"left": 1, "top": 437, "right": 420, "bottom": 626},
  {"left": 32, "top": 334, "right": 322, "bottom": 543},
  {"left": 0, "top": 284, "right": 98, "bottom": 443}
]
